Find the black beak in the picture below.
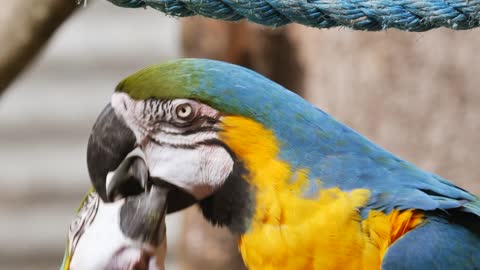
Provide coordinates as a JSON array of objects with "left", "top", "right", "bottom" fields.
[
  {"left": 87, "top": 103, "right": 136, "bottom": 202},
  {"left": 119, "top": 178, "right": 170, "bottom": 247},
  {"left": 87, "top": 103, "right": 197, "bottom": 212},
  {"left": 106, "top": 149, "right": 148, "bottom": 202}
]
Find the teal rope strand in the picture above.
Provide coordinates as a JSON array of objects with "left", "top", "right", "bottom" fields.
[{"left": 107, "top": 0, "right": 480, "bottom": 31}]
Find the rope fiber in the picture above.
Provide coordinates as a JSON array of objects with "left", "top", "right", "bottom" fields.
[{"left": 107, "top": 0, "right": 480, "bottom": 31}]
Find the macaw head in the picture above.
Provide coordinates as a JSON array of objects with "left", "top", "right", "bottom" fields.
[{"left": 86, "top": 58, "right": 322, "bottom": 235}]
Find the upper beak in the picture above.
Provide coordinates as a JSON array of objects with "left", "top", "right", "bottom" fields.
[
  {"left": 87, "top": 103, "right": 136, "bottom": 202},
  {"left": 119, "top": 179, "right": 169, "bottom": 247},
  {"left": 87, "top": 102, "right": 197, "bottom": 211}
]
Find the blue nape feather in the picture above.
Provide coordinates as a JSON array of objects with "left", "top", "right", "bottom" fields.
[{"left": 180, "top": 59, "right": 479, "bottom": 216}]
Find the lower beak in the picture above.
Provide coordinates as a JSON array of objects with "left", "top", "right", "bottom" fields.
[{"left": 119, "top": 181, "right": 169, "bottom": 246}]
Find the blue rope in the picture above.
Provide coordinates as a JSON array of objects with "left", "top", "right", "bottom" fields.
[{"left": 107, "top": 0, "right": 480, "bottom": 31}]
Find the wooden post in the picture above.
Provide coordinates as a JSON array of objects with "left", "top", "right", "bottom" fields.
[{"left": 179, "top": 17, "right": 304, "bottom": 269}]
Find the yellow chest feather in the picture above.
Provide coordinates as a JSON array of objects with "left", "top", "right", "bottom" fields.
[
  {"left": 220, "top": 116, "right": 423, "bottom": 270},
  {"left": 238, "top": 186, "right": 422, "bottom": 270}
]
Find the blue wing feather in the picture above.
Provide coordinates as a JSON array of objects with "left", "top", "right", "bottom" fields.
[
  {"left": 382, "top": 214, "right": 480, "bottom": 270},
  {"left": 464, "top": 198, "right": 480, "bottom": 216}
]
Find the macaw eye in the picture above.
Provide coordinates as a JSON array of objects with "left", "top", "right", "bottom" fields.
[{"left": 175, "top": 103, "right": 194, "bottom": 120}]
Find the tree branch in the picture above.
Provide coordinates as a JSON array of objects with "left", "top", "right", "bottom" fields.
[{"left": 0, "top": 0, "right": 77, "bottom": 95}]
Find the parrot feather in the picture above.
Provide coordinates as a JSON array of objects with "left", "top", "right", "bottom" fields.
[
  {"left": 117, "top": 59, "right": 477, "bottom": 216},
  {"left": 113, "top": 59, "right": 480, "bottom": 269}
]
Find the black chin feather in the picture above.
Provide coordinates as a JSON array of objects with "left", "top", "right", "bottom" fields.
[{"left": 198, "top": 161, "right": 255, "bottom": 234}]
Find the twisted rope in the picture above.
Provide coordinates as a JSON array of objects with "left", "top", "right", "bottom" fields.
[{"left": 107, "top": 0, "right": 480, "bottom": 31}]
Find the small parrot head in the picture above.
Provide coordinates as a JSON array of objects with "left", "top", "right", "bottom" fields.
[
  {"left": 87, "top": 58, "right": 315, "bottom": 233},
  {"left": 60, "top": 185, "right": 168, "bottom": 270}
]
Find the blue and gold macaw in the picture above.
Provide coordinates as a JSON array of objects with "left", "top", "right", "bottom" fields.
[{"left": 80, "top": 58, "right": 479, "bottom": 269}]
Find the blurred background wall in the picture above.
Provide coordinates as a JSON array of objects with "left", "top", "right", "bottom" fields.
[
  {"left": 0, "top": 1, "right": 183, "bottom": 269},
  {"left": 0, "top": 1, "right": 479, "bottom": 269}
]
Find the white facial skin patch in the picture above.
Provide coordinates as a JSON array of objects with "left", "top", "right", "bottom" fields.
[
  {"left": 143, "top": 143, "right": 234, "bottom": 199},
  {"left": 111, "top": 92, "right": 235, "bottom": 200}
]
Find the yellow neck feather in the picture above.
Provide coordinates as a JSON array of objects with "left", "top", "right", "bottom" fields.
[{"left": 220, "top": 116, "right": 423, "bottom": 270}]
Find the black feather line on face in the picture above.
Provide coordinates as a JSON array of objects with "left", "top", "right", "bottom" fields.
[
  {"left": 198, "top": 139, "right": 236, "bottom": 160},
  {"left": 146, "top": 134, "right": 199, "bottom": 150},
  {"left": 160, "top": 116, "right": 219, "bottom": 130},
  {"left": 175, "top": 126, "right": 221, "bottom": 136},
  {"left": 146, "top": 126, "right": 221, "bottom": 137}
]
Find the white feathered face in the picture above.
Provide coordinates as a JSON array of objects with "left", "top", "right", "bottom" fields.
[{"left": 110, "top": 92, "right": 235, "bottom": 200}]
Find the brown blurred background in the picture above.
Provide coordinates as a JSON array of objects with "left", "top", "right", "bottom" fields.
[{"left": 1, "top": 1, "right": 479, "bottom": 269}]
